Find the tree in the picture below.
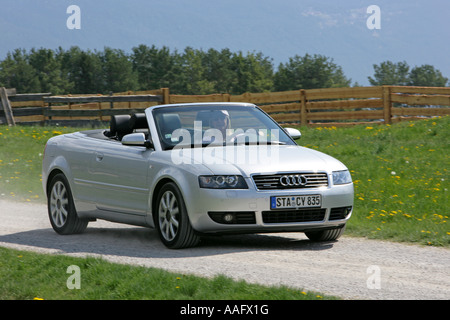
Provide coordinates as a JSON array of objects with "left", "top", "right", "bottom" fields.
[
  {"left": 408, "top": 64, "right": 448, "bottom": 87},
  {"left": 131, "top": 44, "right": 179, "bottom": 91},
  {"left": 274, "top": 54, "right": 351, "bottom": 91},
  {"left": 175, "top": 47, "right": 215, "bottom": 95},
  {"left": 0, "top": 49, "right": 40, "bottom": 93},
  {"left": 230, "top": 51, "right": 274, "bottom": 94},
  {"left": 200, "top": 48, "right": 236, "bottom": 94},
  {"left": 368, "top": 61, "right": 410, "bottom": 86},
  {"left": 369, "top": 61, "right": 448, "bottom": 87},
  {"left": 28, "top": 48, "right": 73, "bottom": 94},
  {"left": 98, "top": 47, "right": 138, "bottom": 93},
  {"left": 57, "top": 46, "right": 104, "bottom": 94}
]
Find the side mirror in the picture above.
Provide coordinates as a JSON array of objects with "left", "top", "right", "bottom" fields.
[
  {"left": 285, "top": 127, "right": 301, "bottom": 140},
  {"left": 122, "top": 133, "right": 153, "bottom": 148}
]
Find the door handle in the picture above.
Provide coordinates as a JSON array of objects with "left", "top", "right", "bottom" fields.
[{"left": 95, "top": 152, "right": 104, "bottom": 161}]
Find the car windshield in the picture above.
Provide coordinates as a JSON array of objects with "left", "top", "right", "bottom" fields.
[{"left": 152, "top": 104, "right": 296, "bottom": 150}]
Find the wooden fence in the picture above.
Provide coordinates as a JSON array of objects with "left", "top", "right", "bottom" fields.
[{"left": 1, "top": 86, "right": 449, "bottom": 127}]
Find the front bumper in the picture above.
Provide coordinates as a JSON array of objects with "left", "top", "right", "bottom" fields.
[{"left": 186, "top": 180, "right": 354, "bottom": 234}]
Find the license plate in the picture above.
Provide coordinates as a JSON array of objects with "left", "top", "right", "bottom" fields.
[{"left": 270, "top": 195, "right": 322, "bottom": 209}]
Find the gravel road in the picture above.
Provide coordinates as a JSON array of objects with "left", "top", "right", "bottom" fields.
[{"left": 0, "top": 199, "right": 448, "bottom": 300}]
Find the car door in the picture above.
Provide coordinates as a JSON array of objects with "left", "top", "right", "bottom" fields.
[
  {"left": 89, "top": 140, "right": 152, "bottom": 216},
  {"left": 62, "top": 134, "right": 102, "bottom": 206}
]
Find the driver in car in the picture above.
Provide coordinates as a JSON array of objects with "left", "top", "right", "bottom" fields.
[{"left": 203, "top": 110, "right": 232, "bottom": 144}]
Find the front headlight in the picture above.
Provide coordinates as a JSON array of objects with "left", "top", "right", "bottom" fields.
[
  {"left": 198, "top": 175, "right": 248, "bottom": 189},
  {"left": 332, "top": 170, "right": 352, "bottom": 185}
]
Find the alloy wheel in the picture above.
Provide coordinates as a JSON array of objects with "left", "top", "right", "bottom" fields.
[
  {"left": 158, "top": 190, "right": 180, "bottom": 241},
  {"left": 49, "top": 181, "right": 69, "bottom": 228}
]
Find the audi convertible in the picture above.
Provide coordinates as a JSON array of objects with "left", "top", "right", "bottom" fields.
[{"left": 42, "top": 102, "right": 354, "bottom": 248}]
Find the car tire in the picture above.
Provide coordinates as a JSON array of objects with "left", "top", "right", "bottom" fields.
[
  {"left": 155, "top": 182, "right": 200, "bottom": 249},
  {"left": 305, "top": 225, "right": 346, "bottom": 242},
  {"left": 47, "top": 173, "right": 88, "bottom": 235}
]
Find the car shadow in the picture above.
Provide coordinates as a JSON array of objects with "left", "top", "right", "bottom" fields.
[
  {"left": 198, "top": 233, "right": 336, "bottom": 251},
  {"left": 0, "top": 224, "right": 337, "bottom": 260}
]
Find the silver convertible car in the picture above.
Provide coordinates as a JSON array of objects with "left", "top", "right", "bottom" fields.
[{"left": 42, "top": 102, "right": 354, "bottom": 248}]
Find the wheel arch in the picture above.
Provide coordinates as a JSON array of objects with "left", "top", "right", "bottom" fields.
[
  {"left": 44, "top": 154, "right": 74, "bottom": 198},
  {"left": 45, "top": 168, "right": 66, "bottom": 197},
  {"left": 148, "top": 165, "right": 199, "bottom": 227}
]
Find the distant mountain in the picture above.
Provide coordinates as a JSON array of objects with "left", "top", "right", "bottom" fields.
[{"left": 1, "top": 0, "right": 449, "bottom": 85}]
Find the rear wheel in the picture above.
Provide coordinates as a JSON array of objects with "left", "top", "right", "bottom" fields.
[
  {"left": 305, "top": 225, "right": 346, "bottom": 242},
  {"left": 47, "top": 173, "right": 88, "bottom": 235},
  {"left": 155, "top": 182, "right": 200, "bottom": 249}
]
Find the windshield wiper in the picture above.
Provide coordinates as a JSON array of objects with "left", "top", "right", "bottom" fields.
[{"left": 230, "top": 140, "right": 287, "bottom": 146}]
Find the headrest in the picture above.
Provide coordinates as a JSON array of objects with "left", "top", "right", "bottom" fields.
[
  {"left": 161, "top": 114, "right": 181, "bottom": 133},
  {"left": 129, "top": 113, "right": 148, "bottom": 130},
  {"left": 110, "top": 115, "right": 132, "bottom": 139}
]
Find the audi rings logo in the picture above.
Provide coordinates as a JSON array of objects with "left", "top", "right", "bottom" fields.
[{"left": 279, "top": 175, "right": 308, "bottom": 187}]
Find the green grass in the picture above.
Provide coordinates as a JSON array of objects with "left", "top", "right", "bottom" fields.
[
  {"left": 0, "top": 118, "right": 448, "bottom": 300},
  {"left": 0, "top": 247, "right": 333, "bottom": 300},
  {"left": 297, "top": 117, "right": 449, "bottom": 247},
  {"left": 0, "top": 126, "right": 78, "bottom": 202},
  {"left": 0, "top": 118, "right": 449, "bottom": 246}
]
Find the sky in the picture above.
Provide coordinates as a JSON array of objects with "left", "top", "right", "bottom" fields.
[{"left": 1, "top": 0, "right": 449, "bottom": 86}]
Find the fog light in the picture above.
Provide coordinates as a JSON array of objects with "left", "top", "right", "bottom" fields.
[{"left": 223, "top": 213, "right": 235, "bottom": 223}]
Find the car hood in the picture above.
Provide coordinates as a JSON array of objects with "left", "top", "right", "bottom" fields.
[{"left": 170, "top": 145, "right": 347, "bottom": 177}]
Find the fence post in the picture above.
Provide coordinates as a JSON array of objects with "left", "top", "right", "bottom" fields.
[
  {"left": 109, "top": 91, "right": 114, "bottom": 109},
  {"left": 48, "top": 101, "right": 52, "bottom": 122},
  {"left": 300, "top": 89, "right": 307, "bottom": 126},
  {"left": 222, "top": 93, "right": 231, "bottom": 102},
  {"left": 382, "top": 86, "right": 392, "bottom": 125},
  {"left": 41, "top": 94, "right": 46, "bottom": 125},
  {"left": 161, "top": 88, "right": 170, "bottom": 105},
  {"left": 0, "top": 87, "right": 16, "bottom": 126}
]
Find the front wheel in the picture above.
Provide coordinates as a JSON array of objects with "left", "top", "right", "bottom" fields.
[
  {"left": 305, "top": 225, "right": 346, "bottom": 242},
  {"left": 155, "top": 183, "right": 200, "bottom": 249},
  {"left": 47, "top": 173, "right": 88, "bottom": 235}
]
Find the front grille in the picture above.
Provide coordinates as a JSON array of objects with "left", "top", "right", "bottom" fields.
[
  {"left": 252, "top": 172, "right": 328, "bottom": 190},
  {"left": 262, "top": 209, "right": 326, "bottom": 223}
]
